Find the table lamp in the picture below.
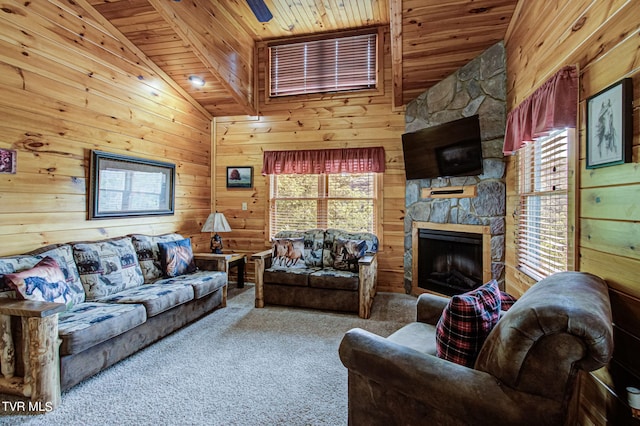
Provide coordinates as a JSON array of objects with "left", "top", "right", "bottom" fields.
[{"left": 202, "top": 212, "right": 231, "bottom": 253}]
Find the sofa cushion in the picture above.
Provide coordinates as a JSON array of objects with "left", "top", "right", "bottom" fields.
[
  {"left": 4, "top": 257, "right": 75, "bottom": 309},
  {"left": 323, "top": 229, "right": 378, "bottom": 268},
  {"left": 58, "top": 302, "right": 147, "bottom": 355},
  {"left": 309, "top": 268, "right": 359, "bottom": 291},
  {"left": 96, "top": 283, "right": 194, "bottom": 317},
  {"left": 154, "top": 270, "right": 227, "bottom": 299},
  {"left": 264, "top": 267, "right": 318, "bottom": 287},
  {"left": 388, "top": 322, "right": 438, "bottom": 356},
  {"left": 274, "top": 229, "right": 325, "bottom": 267},
  {"left": 73, "top": 237, "right": 144, "bottom": 301},
  {"left": 158, "top": 238, "right": 197, "bottom": 278},
  {"left": 271, "top": 237, "right": 306, "bottom": 269},
  {"left": 131, "top": 233, "right": 184, "bottom": 283},
  {"left": 435, "top": 279, "right": 501, "bottom": 367},
  {"left": 332, "top": 238, "right": 366, "bottom": 272}
]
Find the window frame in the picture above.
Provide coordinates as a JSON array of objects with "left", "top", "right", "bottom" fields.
[
  {"left": 515, "top": 128, "right": 577, "bottom": 281},
  {"left": 265, "top": 172, "right": 383, "bottom": 244},
  {"left": 262, "top": 27, "right": 384, "bottom": 104}
]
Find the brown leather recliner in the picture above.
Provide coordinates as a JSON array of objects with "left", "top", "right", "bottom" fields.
[{"left": 339, "top": 272, "right": 614, "bottom": 425}]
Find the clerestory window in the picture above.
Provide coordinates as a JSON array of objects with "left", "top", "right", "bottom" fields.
[{"left": 268, "top": 31, "right": 378, "bottom": 98}]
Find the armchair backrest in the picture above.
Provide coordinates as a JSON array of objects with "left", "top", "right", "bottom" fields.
[{"left": 475, "top": 272, "right": 613, "bottom": 404}]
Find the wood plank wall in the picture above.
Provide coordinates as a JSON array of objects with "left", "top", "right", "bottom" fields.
[
  {"left": 214, "top": 27, "right": 407, "bottom": 290},
  {"left": 504, "top": 0, "right": 640, "bottom": 423},
  {"left": 0, "top": 0, "right": 213, "bottom": 256}
]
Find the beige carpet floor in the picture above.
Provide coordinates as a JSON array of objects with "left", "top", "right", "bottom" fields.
[{"left": 0, "top": 285, "right": 417, "bottom": 425}]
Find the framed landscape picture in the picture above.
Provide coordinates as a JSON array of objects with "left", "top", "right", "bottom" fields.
[
  {"left": 226, "top": 166, "right": 253, "bottom": 188},
  {"left": 586, "top": 78, "right": 633, "bottom": 169},
  {"left": 89, "top": 150, "right": 175, "bottom": 219}
]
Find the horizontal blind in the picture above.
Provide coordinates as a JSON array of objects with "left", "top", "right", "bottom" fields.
[
  {"left": 269, "top": 33, "right": 377, "bottom": 97},
  {"left": 517, "top": 130, "right": 569, "bottom": 280},
  {"left": 270, "top": 173, "right": 375, "bottom": 237}
]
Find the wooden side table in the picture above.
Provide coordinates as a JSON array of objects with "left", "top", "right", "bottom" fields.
[{"left": 194, "top": 253, "right": 246, "bottom": 288}]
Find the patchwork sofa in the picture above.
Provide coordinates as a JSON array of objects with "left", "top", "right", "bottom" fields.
[
  {"left": 0, "top": 233, "right": 227, "bottom": 410},
  {"left": 252, "top": 229, "right": 378, "bottom": 318}
]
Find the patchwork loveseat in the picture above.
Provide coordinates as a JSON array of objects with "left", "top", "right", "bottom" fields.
[
  {"left": 0, "top": 233, "right": 227, "bottom": 410},
  {"left": 252, "top": 229, "right": 378, "bottom": 318}
]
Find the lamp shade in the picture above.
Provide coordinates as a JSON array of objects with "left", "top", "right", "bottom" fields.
[{"left": 201, "top": 212, "right": 231, "bottom": 233}]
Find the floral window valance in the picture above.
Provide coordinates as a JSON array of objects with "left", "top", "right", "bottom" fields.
[
  {"left": 503, "top": 65, "right": 578, "bottom": 155},
  {"left": 262, "top": 147, "right": 386, "bottom": 175}
]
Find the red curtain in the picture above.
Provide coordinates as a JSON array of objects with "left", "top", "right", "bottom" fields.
[
  {"left": 503, "top": 65, "right": 578, "bottom": 155},
  {"left": 262, "top": 147, "right": 386, "bottom": 175}
]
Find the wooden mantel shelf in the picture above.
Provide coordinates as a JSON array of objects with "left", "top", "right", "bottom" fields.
[{"left": 421, "top": 185, "right": 477, "bottom": 199}]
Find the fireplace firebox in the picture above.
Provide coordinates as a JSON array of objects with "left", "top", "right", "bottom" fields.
[
  {"left": 418, "top": 229, "right": 482, "bottom": 296},
  {"left": 411, "top": 222, "right": 491, "bottom": 297}
]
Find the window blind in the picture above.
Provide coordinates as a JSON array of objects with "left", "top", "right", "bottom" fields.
[
  {"left": 269, "top": 33, "right": 377, "bottom": 97},
  {"left": 516, "top": 130, "right": 570, "bottom": 280},
  {"left": 269, "top": 173, "right": 376, "bottom": 237}
]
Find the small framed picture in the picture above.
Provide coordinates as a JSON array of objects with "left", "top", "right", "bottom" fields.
[
  {"left": 226, "top": 166, "right": 253, "bottom": 188},
  {"left": 0, "top": 149, "right": 16, "bottom": 174},
  {"left": 586, "top": 78, "right": 633, "bottom": 169}
]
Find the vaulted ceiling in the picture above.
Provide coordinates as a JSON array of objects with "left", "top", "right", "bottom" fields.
[{"left": 87, "top": 0, "right": 518, "bottom": 118}]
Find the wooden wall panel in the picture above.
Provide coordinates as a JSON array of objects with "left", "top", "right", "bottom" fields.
[
  {"left": 214, "top": 28, "right": 407, "bottom": 290},
  {"left": 505, "top": 0, "right": 640, "bottom": 423},
  {"left": 0, "top": 0, "right": 212, "bottom": 256}
]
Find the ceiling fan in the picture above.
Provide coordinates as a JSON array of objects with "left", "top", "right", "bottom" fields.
[{"left": 246, "top": 0, "right": 273, "bottom": 22}]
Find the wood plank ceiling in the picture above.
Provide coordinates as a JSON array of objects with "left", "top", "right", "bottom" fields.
[{"left": 88, "top": 0, "right": 518, "bottom": 118}]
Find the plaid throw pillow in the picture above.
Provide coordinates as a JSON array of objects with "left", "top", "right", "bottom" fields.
[
  {"left": 500, "top": 291, "right": 517, "bottom": 311},
  {"left": 435, "top": 279, "right": 501, "bottom": 367}
]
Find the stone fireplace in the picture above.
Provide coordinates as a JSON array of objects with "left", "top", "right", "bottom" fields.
[{"left": 403, "top": 42, "right": 506, "bottom": 295}]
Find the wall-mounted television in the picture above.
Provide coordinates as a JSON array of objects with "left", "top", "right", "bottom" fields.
[{"left": 402, "top": 115, "right": 483, "bottom": 180}]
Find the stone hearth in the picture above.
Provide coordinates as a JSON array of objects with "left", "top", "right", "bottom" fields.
[{"left": 403, "top": 42, "right": 506, "bottom": 294}]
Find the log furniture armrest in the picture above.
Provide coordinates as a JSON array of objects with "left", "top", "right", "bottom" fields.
[
  {"left": 358, "top": 253, "right": 378, "bottom": 319},
  {"left": 0, "top": 298, "right": 66, "bottom": 411},
  {"left": 0, "top": 299, "right": 66, "bottom": 317},
  {"left": 251, "top": 249, "right": 273, "bottom": 309}
]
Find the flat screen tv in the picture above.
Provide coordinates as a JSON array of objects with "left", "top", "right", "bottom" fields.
[{"left": 402, "top": 115, "right": 483, "bottom": 180}]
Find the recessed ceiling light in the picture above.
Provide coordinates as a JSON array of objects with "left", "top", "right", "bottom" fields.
[{"left": 188, "top": 75, "right": 205, "bottom": 87}]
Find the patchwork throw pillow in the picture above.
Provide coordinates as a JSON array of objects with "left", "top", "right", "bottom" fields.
[
  {"left": 500, "top": 291, "right": 517, "bottom": 311},
  {"left": 435, "top": 279, "right": 501, "bottom": 367},
  {"left": 332, "top": 238, "right": 366, "bottom": 272},
  {"left": 271, "top": 237, "right": 306, "bottom": 269},
  {"left": 4, "top": 256, "right": 74, "bottom": 309},
  {"left": 158, "top": 238, "right": 197, "bottom": 278}
]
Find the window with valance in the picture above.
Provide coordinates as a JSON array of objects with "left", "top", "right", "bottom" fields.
[
  {"left": 262, "top": 147, "right": 385, "bottom": 238},
  {"left": 506, "top": 65, "right": 578, "bottom": 280}
]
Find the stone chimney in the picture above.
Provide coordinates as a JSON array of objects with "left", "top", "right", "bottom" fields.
[{"left": 403, "top": 41, "right": 507, "bottom": 294}]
